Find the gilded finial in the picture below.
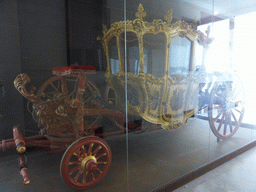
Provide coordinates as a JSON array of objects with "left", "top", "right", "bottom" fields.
[
  {"left": 102, "top": 24, "right": 108, "bottom": 35},
  {"left": 206, "top": 25, "right": 211, "bottom": 37},
  {"left": 135, "top": 3, "right": 146, "bottom": 20},
  {"left": 192, "top": 17, "right": 198, "bottom": 28},
  {"left": 164, "top": 9, "right": 173, "bottom": 24},
  {"left": 198, "top": 25, "right": 212, "bottom": 48},
  {"left": 97, "top": 24, "right": 108, "bottom": 41}
]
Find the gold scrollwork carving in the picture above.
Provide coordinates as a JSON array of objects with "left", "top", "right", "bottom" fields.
[
  {"left": 135, "top": 3, "right": 146, "bottom": 20},
  {"left": 99, "top": 4, "right": 200, "bottom": 130}
]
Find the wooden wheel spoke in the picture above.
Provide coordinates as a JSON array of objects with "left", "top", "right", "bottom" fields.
[
  {"left": 88, "top": 143, "right": 94, "bottom": 155},
  {"left": 97, "top": 161, "right": 107, "bottom": 165},
  {"left": 214, "top": 94, "right": 225, "bottom": 103},
  {"left": 234, "top": 108, "right": 243, "bottom": 114},
  {"left": 50, "top": 81, "right": 60, "bottom": 93},
  {"left": 69, "top": 161, "right": 80, "bottom": 165},
  {"left": 69, "top": 165, "right": 80, "bottom": 175},
  {"left": 228, "top": 113, "right": 232, "bottom": 131},
  {"left": 223, "top": 115, "right": 228, "bottom": 135},
  {"left": 211, "top": 104, "right": 222, "bottom": 111},
  {"left": 96, "top": 168, "right": 103, "bottom": 174},
  {"left": 79, "top": 145, "right": 87, "bottom": 156},
  {"left": 229, "top": 122, "right": 233, "bottom": 133},
  {"left": 73, "top": 170, "right": 83, "bottom": 182},
  {"left": 96, "top": 152, "right": 106, "bottom": 159},
  {"left": 231, "top": 110, "right": 238, "bottom": 125},
  {"left": 217, "top": 114, "right": 225, "bottom": 132},
  {"left": 73, "top": 151, "right": 82, "bottom": 159},
  {"left": 92, "top": 145, "right": 102, "bottom": 156},
  {"left": 90, "top": 172, "right": 95, "bottom": 181},
  {"left": 215, "top": 104, "right": 223, "bottom": 110},
  {"left": 61, "top": 77, "right": 68, "bottom": 94},
  {"left": 213, "top": 111, "right": 223, "bottom": 123},
  {"left": 82, "top": 172, "right": 88, "bottom": 184}
]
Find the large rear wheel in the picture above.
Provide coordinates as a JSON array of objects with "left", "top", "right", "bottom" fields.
[{"left": 208, "top": 78, "right": 245, "bottom": 140}]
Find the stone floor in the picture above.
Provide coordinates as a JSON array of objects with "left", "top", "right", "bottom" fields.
[
  {"left": 174, "top": 146, "right": 256, "bottom": 192},
  {"left": 0, "top": 117, "right": 255, "bottom": 192}
]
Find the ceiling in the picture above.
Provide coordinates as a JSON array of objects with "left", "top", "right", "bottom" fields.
[{"left": 183, "top": 0, "right": 256, "bottom": 18}]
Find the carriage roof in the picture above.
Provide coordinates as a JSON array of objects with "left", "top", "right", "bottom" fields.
[{"left": 98, "top": 4, "right": 201, "bottom": 78}]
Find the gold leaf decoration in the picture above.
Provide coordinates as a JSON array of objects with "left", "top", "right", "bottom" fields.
[
  {"left": 164, "top": 9, "right": 173, "bottom": 24},
  {"left": 135, "top": 3, "right": 146, "bottom": 20}
]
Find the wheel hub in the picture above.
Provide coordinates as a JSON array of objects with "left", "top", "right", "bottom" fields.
[
  {"left": 225, "top": 101, "right": 236, "bottom": 110},
  {"left": 81, "top": 156, "right": 97, "bottom": 172}
]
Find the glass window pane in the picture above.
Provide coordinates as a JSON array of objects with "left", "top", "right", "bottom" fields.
[
  {"left": 169, "top": 36, "right": 191, "bottom": 76},
  {"left": 108, "top": 36, "right": 119, "bottom": 74},
  {"left": 123, "top": 32, "right": 140, "bottom": 75},
  {"left": 143, "top": 33, "right": 166, "bottom": 77}
]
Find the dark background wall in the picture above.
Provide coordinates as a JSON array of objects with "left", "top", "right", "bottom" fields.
[
  {"left": 0, "top": 0, "right": 107, "bottom": 147},
  {"left": 17, "top": 0, "right": 67, "bottom": 134},
  {"left": 18, "top": 0, "right": 67, "bottom": 87},
  {"left": 0, "top": 0, "right": 25, "bottom": 143},
  {"left": 67, "top": 0, "right": 107, "bottom": 70}
]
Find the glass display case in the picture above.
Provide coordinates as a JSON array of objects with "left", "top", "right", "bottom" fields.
[{"left": 0, "top": 0, "right": 256, "bottom": 191}]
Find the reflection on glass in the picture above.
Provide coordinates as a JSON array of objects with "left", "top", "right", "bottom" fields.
[
  {"left": 143, "top": 33, "right": 166, "bottom": 77},
  {"left": 109, "top": 36, "right": 119, "bottom": 74},
  {"left": 120, "top": 32, "right": 140, "bottom": 75},
  {"left": 169, "top": 36, "right": 191, "bottom": 76},
  {"left": 197, "top": 19, "right": 230, "bottom": 73}
]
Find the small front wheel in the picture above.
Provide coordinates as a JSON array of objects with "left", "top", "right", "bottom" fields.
[{"left": 60, "top": 136, "right": 111, "bottom": 189}]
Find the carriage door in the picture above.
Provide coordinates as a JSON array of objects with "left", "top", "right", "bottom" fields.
[
  {"left": 162, "top": 36, "right": 198, "bottom": 127},
  {"left": 142, "top": 33, "right": 167, "bottom": 124}
]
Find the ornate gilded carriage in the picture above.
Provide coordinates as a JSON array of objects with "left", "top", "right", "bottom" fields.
[
  {"left": 99, "top": 4, "right": 244, "bottom": 139},
  {"left": 99, "top": 4, "right": 200, "bottom": 129}
]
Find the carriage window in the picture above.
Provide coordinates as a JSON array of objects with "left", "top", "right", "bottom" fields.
[
  {"left": 143, "top": 33, "right": 166, "bottom": 78},
  {"left": 108, "top": 36, "right": 119, "bottom": 74},
  {"left": 169, "top": 36, "right": 191, "bottom": 76},
  {"left": 120, "top": 32, "right": 140, "bottom": 75}
]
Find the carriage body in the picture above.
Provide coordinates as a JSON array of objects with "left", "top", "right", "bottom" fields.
[
  {"left": 100, "top": 4, "right": 203, "bottom": 130},
  {"left": 99, "top": 4, "right": 244, "bottom": 136}
]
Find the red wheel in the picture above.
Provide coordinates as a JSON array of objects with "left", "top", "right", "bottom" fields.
[
  {"left": 35, "top": 75, "right": 103, "bottom": 136},
  {"left": 36, "top": 75, "right": 101, "bottom": 101},
  {"left": 60, "top": 137, "right": 111, "bottom": 189},
  {"left": 208, "top": 78, "right": 245, "bottom": 139},
  {"left": 36, "top": 75, "right": 71, "bottom": 101}
]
